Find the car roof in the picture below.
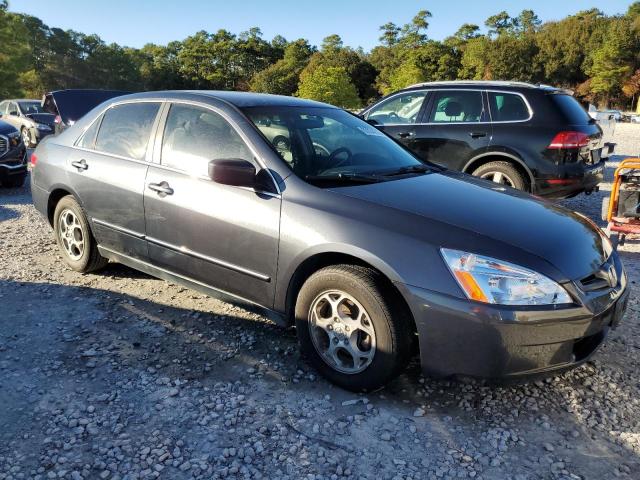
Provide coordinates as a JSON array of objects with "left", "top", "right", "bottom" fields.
[
  {"left": 1, "top": 99, "right": 39, "bottom": 103},
  {"left": 115, "top": 90, "right": 337, "bottom": 109}
]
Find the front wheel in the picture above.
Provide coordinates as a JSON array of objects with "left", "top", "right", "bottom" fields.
[
  {"left": 472, "top": 161, "right": 527, "bottom": 191},
  {"left": 21, "top": 127, "right": 33, "bottom": 148},
  {"left": 53, "top": 196, "right": 108, "bottom": 273},
  {"left": 295, "top": 265, "right": 413, "bottom": 392}
]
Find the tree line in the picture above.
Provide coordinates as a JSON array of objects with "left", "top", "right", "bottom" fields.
[{"left": 1, "top": 1, "right": 639, "bottom": 110}]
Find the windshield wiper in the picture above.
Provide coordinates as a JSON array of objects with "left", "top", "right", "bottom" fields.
[
  {"left": 304, "top": 173, "right": 383, "bottom": 184},
  {"left": 379, "top": 164, "right": 432, "bottom": 177}
]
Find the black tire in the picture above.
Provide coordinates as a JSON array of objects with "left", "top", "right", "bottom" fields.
[
  {"left": 1, "top": 173, "right": 26, "bottom": 188},
  {"left": 53, "top": 195, "right": 108, "bottom": 273},
  {"left": 472, "top": 161, "right": 527, "bottom": 191},
  {"left": 295, "top": 265, "right": 413, "bottom": 392}
]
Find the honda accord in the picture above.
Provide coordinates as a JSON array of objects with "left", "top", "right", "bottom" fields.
[{"left": 30, "top": 91, "right": 628, "bottom": 391}]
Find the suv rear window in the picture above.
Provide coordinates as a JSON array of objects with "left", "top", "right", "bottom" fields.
[
  {"left": 550, "top": 94, "right": 592, "bottom": 125},
  {"left": 488, "top": 92, "right": 530, "bottom": 122}
]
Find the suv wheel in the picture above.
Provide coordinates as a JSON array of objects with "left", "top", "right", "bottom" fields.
[
  {"left": 53, "top": 196, "right": 108, "bottom": 272},
  {"left": 473, "top": 161, "right": 527, "bottom": 191},
  {"left": 295, "top": 265, "right": 413, "bottom": 392}
]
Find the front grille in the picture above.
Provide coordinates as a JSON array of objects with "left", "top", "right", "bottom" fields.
[
  {"left": 0, "top": 135, "right": 7, "bottom": 155},
  {"left": 580, "top": 257, "right": 617, "bottom": 292}
]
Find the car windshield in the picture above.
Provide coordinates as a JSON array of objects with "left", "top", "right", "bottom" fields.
[
  {"left": 18, "top": 101, "right": 46, "bottom": 114},
  {"left": 242, "top": 106, "right": 430, "bottom": 184}
]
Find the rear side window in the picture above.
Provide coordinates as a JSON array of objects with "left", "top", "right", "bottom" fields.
[
  {"left": 77, "top": 117, "right": 101, "bottom": 149},
  {"left": 428, "top": 91, "right": 484, "bottom": 123},
  {"left": 550, "top": 94, "right": 592, "bottom": 125},
  {"left": 95, "top": 102, "right": 160, "bottom": 160},
  {"left": 488, "top": 92, "right": 530, "bottom": 122},
  {"left": 161, "top": 104, "right": 252, "bottom": 176}
]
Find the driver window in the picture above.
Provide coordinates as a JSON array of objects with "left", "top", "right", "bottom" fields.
[
  {"left": 366, "top": 91, "right": 427, "bottom": 125},
  {"left": 162, "top": 104, "right": 253, "bottom": 177},
  {"left": 8, "top": 103, "right": 18, "bottom": 115}
]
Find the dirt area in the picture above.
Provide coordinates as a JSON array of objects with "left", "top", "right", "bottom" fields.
[{"left": 1, "top": 126, "right": 639, "bottom": 480}]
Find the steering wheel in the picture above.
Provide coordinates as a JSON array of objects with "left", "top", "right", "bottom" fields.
[{"left": 327, "top": 147, "right": 353, "bottom": 168}]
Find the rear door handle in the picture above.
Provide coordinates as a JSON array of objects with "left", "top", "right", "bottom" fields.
[
  {"left": 71, "top": 159, "right": 88, "bottom": 171},
  {"left": 148, "top": 181, "right": 174, "bottom": 196},
  {"left": 469, "top": 132, "right": 487, "bottom": 139},
  {"left": 397, "top": 132, "right": 415, "bottom": 139}
]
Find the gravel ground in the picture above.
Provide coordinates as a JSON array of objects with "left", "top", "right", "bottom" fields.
[{"left": 1, "top": 127, "right": 640, "bottom": 480}]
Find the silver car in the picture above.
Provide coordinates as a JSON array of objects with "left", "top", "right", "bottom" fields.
[
  {"left": 31, "top": 91, "right": 628, "bottom": 391},
  {"left": 0, "top": 99, "right": 55, "bottom": 147}
]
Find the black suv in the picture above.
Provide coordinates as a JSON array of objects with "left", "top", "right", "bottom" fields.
[{"left": 361, "top": 81, "right": 609, "bottom": 198}]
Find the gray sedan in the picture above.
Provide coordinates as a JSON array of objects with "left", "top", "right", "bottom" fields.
[
  {"left": 30, "top": 91, "right": 628, "bottom": 391},
  {"left": 0, "top": 99, "right": 55, "bottom": 147}
]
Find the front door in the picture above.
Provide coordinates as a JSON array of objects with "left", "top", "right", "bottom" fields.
[
  {"left": 69, "top": 101, "right": 162, "bottom": 259},
  {"left": 143, "top": 102, "right": 281, "bottom": 307},
  {"left": 364, "top": 90, "right": 429, "bottom": 153},
  {"left": 411, "top": 89, "right": 491, "bottom": 171}
]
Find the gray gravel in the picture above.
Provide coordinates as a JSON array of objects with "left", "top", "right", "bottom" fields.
[{"left": 1, "top": 127, "right": 639, "bottom": 479}]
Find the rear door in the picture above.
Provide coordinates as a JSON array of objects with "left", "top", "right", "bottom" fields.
[
  {"left": 69, "top": 101, "right": 162, "bottom": 259},
  {"left": 363, "top": 90, "right": 429, "bottom": 152},
  {"left": 411, "top": 89, "right": 491, "bottom": 170},
  {"left": 143, "top": 102, "right": 281, "bottom": 307}
]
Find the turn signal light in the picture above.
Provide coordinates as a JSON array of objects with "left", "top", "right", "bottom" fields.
[{"left": 547, "top": 131, "right": 589, "bottom": 149}]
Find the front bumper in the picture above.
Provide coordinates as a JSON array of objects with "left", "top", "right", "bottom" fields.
[
  {"left": 398, "top": 256, "right": 628, "bottom": 379},
  {"left": 0, "top": 144, "right": 28, "bottom": 181},
  {"left": 535, "top": 160, "right": 605, "bottom": 199}
]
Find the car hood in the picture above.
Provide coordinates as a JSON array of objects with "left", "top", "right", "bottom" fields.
[
  {"left": 330, "top": 171, "right": 610, "bottom": 282},
  {"left": 0, "top": 119, "right": 18, "bottom": 135},
  {"left": 25, "top": 113, "right": 56, "bottom": 126}
]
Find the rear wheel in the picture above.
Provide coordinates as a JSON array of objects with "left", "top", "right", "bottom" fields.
[
  {"left": 53, "top": 196, "right": 108, "bottom": 273},
  {"left": 472, "top": 161, "right": 527, "bottom": 191},
  {"left": 295, "top": 265, "right": 413, "bottom": 392}
]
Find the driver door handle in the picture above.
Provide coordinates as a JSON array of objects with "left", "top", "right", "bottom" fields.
[
  {"left": 469, "top": 132, "right": 487, "bottom": 138},
  {"left": 71, "top": 159, "right": 88, "bottom": 171},
  {"left": 397, "top": 132, "right": 415, "bottom": 139},
  {"left": 148, "top": 181, "right": 174, "bottom": 196}
]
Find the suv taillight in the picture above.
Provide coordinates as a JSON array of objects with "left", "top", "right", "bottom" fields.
[
  {"left": 30, "top": 153, "right": 38, "bottom": 168},
  {"left": 547, "top": 131, "right": 589, "bottom": 149}
]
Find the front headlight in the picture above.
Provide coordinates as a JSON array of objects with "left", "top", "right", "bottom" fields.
[
  {"left": 36, "top": 123, "right": 52, "bottom": 131},
  {"left": 441, "top": 248, "right": 573, "bottom": 306}
]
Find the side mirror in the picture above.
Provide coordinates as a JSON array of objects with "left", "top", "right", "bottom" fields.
[{"left": 208, "top": 159, "right": 256, "bottom": 187}]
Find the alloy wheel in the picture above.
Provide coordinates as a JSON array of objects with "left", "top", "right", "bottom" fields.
[
  {"left": 308, "top": 290, "right": 376, "bottom": 374},
  {"left": 480, "top": 171, "right": 515, "bottom": 187},
  {"left": 58, "top": 209, "right": 85, "bottom": 261}
]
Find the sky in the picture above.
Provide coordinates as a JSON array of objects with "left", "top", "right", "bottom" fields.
[{"left": 8, "top": 0, "right": 637, "bottom": 51}]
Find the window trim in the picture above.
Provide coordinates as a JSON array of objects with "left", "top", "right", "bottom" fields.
[
  {"left": 486, "top": 90, "right": 533, "bottom": 124},
  {"left": 365, "top": 88, "right": 533, "bottom": 126}
]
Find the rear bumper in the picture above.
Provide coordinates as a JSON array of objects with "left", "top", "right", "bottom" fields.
[
  {"left": 534, "top": 161, "right": 604, "bottom": 199},
  {"left": 397, "top": 259, "right": 628, "bottom": 379}
]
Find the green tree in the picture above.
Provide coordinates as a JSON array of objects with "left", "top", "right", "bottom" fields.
[
  {"left": 250, "top": 39, "right": 314, "bottom": 95},
  {"left": 0, "top": 2, "right": 30, "bottom": 97},
  {"left": 296, "top": 65, "right": 360, "bottom": 109}
]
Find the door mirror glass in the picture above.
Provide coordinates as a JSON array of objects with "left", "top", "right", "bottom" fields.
[{"left": 208, "top": 159, "right": 256, "bottom": 187}]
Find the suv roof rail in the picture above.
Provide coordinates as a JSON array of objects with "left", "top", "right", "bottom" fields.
[{"left": 406, "top": 80, "right": 540, "bottom": 89}]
